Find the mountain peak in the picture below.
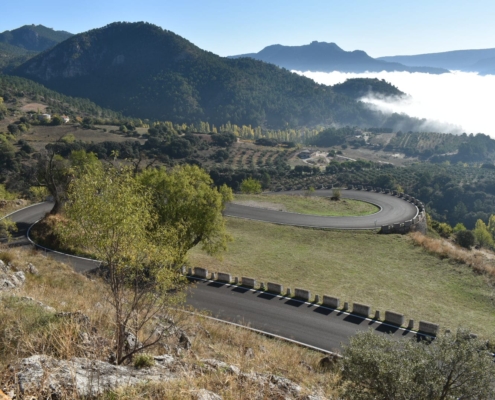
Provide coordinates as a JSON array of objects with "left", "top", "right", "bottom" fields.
[{"left": 229, "top": 42, "right": 447, "bottom": 74}]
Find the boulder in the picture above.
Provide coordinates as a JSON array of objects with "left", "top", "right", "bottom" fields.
[
  {"left": 27, "top": 263, "right": 39, "bottom": 275},
  {"left": 318, "top": 354, "right": 340, "bottom": 371},
  {"left": 0, "top": 263, "right": 25, "bottom": 292}
]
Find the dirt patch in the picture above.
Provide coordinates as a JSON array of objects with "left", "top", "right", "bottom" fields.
[
  {"left": 19, "top": 103, "right": 47, "bottom": 112},
  {"left": 232, "top": 200, "right": 287, "bottom": 212}
]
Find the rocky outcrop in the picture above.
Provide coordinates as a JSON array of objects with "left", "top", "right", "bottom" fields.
[
  {"left": 0, "top": 261, "right": 25, "bottom": 292},
  {"left": 11, "top": 355, "right": 177, "bottom": 398}
]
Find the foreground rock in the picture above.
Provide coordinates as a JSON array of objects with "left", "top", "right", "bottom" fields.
[
  {"left": 11, "top": 355, "right": 176, "bottom": 397},
  {"left": 0, "top": 261, "right": 25, "bottom": 292}
]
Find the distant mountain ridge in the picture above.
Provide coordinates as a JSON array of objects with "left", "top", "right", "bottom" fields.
[
  {"left": 378, "top": 48, "right": 495, "bottom": 74},
  {"left": 0, "top": 24, "right": 73, "bottom": 52},
  {"left": 12, "top": 22, "right": 418, "bottom": 130},
  {"left": 0, "top": 25, "right": 73, "bottom": 72},
  {"left": 229, "top": 41, "right": 448, "bottom": 74}
]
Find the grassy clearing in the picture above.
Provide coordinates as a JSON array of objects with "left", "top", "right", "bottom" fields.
[
  {"left": 234, "top": 194, "right": 379, "bottom": 216},
  {"left": 189, "top": 218, "right": 495, "bottom": 338}
]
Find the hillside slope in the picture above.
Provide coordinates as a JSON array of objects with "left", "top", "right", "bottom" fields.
[
  {"left": 230, "top": 41, "right": 448, "bottom": 74},
  {"left": 13, "top": 22, "right": 413, "bottom": 129}
]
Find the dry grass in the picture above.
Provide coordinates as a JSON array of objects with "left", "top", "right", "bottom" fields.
[
  {"left": 0, "top": 247, "right": 340, "bottom": 399},
  {"left": 409, "top": 231, "right": 495, "bottom": 280}
]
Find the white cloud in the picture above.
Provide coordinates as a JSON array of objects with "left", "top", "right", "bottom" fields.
[{"left": 296, "top": 70, "right": 495, "bottom": 137}]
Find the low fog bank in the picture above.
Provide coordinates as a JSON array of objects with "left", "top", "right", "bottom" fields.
[{"left": 297, "top": 70, "right": 495, "bottom": 137}]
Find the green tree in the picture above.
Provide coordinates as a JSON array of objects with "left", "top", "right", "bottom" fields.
[
  {"left": 51, "top": 115, "right": 62, "bottom": 125},
  {"left": 453, "top": 222, "right": 466, "bottom": 233},
  {"left": 474, "top": 219, "right": 493, "bottom": 248},
  {"left": 456, "top": 229, "right": 475, "bottom": 249},
  {"left": 341, "top": 329, "right": 495, "bottom": 400},
  {"left": 36, "top": 148, "right": 100, "bottom": 214},
  {"left": 138, "top": 165, "right": 233, "bottom": 265},
  {"left": 59, "top": 165, "right": 182, "bottom": 365},
  {"left": 240, "top": 177, "right": 262, "bottom": 194}
]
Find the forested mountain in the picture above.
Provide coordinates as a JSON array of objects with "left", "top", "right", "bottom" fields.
[
  {"left": 378, "top": 48, "right": 495, "bottom": 73},
  {"left": 332, "top": 78, "right": 404, "bottom": 99},
  {"left": 13, "top": 22, "right": 428, "bottom": 130},
  {"left": 229, "top": 41, "right": 448, "bottom": 74},
  {"left": 0, "top": 25, "right": 73, "bottom": 72},
  {"left": 0, "top": 25, "right": 72, "bottom": 52}
]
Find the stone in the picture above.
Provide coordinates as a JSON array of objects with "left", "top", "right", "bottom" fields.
[
  {"left": 154, "top": 354, "right": 175, "bottom": 365},
  {"left": 13, "top": 355, "right": 174, "bottom": 398},
  {"left": 201, "top": 359, "right": 239, "bottom": 375},
  {"left": 0, "top": 279, "right": 15, "bottom": 290},
  {"left": 244, "top": 347, "right": 255, "bottom": 358},
  {"left": 27, "top": 263, "right": 39, "bottom": 275},
  {"left": 195, "top": 389, "right": 223, "bottom": 400},
  {"left": 179, "top": 331, "right": 192, "bottom": 350},
  {"left": 124, "top": 332, "right": 141, "bottom": 351},
  {"left": 318, "top": 354, "right": 340, "bottom": 371}
]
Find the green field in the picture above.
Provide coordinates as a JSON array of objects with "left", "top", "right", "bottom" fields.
[
  {"left": 233, "top": 194, "right": 379, "bottom": 216},
  {"left": 189, "top": 218, "right": 495, "bottom": 337}
]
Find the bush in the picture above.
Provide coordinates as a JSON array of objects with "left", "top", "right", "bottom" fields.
[
  {"left": 332, "top": 188, "right": 341, "bottom": 200},
  {"left": 134, "top": 354, "right": 155, "bottom": 369},
  {"left": 240, "top": 178, "right": 262, "bottom": 194},
  {"left": 435, "top": 222, "right": 453, "bottom": 238},
  {"left": 456, "top": 230, "right": 475, "bottom": 249}
]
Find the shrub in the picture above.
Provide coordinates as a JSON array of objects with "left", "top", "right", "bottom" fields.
[
  {"left": 134, "top": 354, "right": 155, "bottom": 369},
  {"left": 456, "top": 230, "right": 475, "bottom": 249},
  {"left": 240, "top": 178, "right": 262, "bottom": 194},
  {"left": 332, "top": 188, "right": 341, "bottom": 200}
]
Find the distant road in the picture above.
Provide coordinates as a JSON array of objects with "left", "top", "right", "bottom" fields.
[
  {"left": 225, "top": 189, "right": 418, "bottom": 229},
  {"left": 3, "top": 198, "right": 422, "bottom": 353}
]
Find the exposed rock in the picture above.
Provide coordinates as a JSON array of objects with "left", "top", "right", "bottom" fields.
[
  {"left": 124, "top": 331, "right": 141, "bottom": 352},
  {"left": 154, "top": 354, "right": 175, "bottom": 365},
  {"left": 0, "top": 263, "right": 25, "bottom": 292},
  {"left": 318, "top": 355, "right": 340, "bottom": 371},
  {"left": 201, "top": 359, "right": 240, "bottom": 375},
  {"left": 27, "top": 263, "right": 39, "bottom": 275},
  {"left": 244, "top": 347, "right": 255, "bottom": 358},
  {"left": 13, "top": 355, "right": 174, "bottom": 397},
  {"left": 194, "top": 389, "right": 223, "bottom": 400},
  {"left": 179, "top": 331, "right": 192, "bottom": 350}
]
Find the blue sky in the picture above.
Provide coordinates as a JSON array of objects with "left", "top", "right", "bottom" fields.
[{"left": 2, "top": 0, "right": 495, "bottom": 57}]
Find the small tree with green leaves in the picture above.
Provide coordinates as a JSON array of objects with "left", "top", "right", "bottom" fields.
[
  {"left": 240, "top": 177, "right": 262, "bottom": 194},
  {"left": 59, "top": 165, "right": 183, "bottom": 365}
]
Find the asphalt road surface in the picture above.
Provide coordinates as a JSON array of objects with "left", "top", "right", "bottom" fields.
[
  {"left": 225, "top": 189, "right": 418, "bottom": 229},
  {"left": 2, "top": 198, "right": 423, "bottom": 352}
]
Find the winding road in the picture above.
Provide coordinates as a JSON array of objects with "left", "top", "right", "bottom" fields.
[
  {"left": 225, "top": 189, "right": 418, "bottom": 229},
  {"left": 3, "top": 191, "right": 422, "bottom": 353}
]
